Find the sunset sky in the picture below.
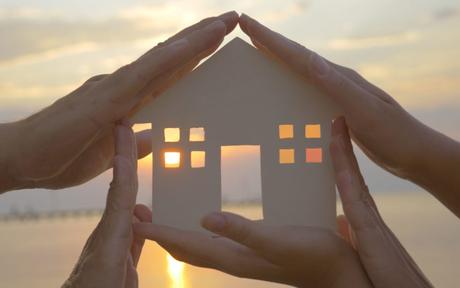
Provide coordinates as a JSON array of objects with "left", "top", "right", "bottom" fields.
[{"left": 0, "top": 0, "right": 459, "bottom": 213}]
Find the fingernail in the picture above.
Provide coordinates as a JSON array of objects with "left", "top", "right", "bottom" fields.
[
  {"left": 218, "top": 11, "right": 238, "bottom": 33},
  {"left": 239, "top": 13, "right": 252, "bottom": 33},
  {"left": 202, "top": 212, "right": 227, "bottom": 232},
  {"left": 310, "top": 53, "right": 330, "bottom": 77},
  {"left": 219, "top": 10, "right": 238, "bottom": 20}
]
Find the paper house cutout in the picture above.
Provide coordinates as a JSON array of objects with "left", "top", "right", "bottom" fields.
[{"left": 132, "top": 37, "right": 340, "bottom": 232}]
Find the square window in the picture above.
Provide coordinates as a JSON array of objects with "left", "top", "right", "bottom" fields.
[
  {"left": 191, "top": 151, "right": 205, "bottom": 168},
  {"left": 279, "top": 148, "right": 295, "bottom": 164},
  {"left": 305, "top": 124, "right": 321, "bottom": 138},
  {"left": 164, "top": 128, "right": 180, "bottom": 142},
  {"left": 189, "top": 127, "right": 205, "bottom": 142},
  {"left": 164, "top": 151, "right": 181, "bottom": 168},
  {"left": 306, "top": 148, "right": 322, "bottom": 163},
  {"left": 279, "top": 124, "right": 294, "bottom": 139}
]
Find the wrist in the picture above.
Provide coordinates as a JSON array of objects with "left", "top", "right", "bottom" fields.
[
  {"left": 406, "top": 119, "right": 460, "bottom": 214},
  {"left": 0, "top": 121, "right": 29, "bottom": 193}
]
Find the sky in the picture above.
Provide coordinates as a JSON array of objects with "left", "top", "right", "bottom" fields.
[{"left": 0, "top": 0, "right": 459, "bottom": 214}]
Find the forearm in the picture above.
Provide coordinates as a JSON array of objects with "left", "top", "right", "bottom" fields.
[
  {"left": 0, "top": 122, "right": 28, "bottom": 193},
  {"left": 408, "top": 120, "right": 460, "bottom": 217}
]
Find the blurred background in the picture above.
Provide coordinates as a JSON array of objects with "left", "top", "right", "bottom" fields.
[{"left": 0, "top": 0, "right": 459, "bottom": 287}]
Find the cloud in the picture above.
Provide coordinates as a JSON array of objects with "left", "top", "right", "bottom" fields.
[
  {"left": 0, "top": 6, "right": 180, "bottom": 65},
  {"left": 255, "top": 1, "right": 309, "bottom": 23},
  {"left": 432, "top": 6, "right": 460, "bottom": 21},
  {"left": 327, "top": 31, "right": 420, "bottom": 50}
]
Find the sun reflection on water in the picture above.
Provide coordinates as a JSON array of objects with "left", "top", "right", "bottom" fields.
[{"left": 167, "top": 253, "right": 185, "bottom": 288}]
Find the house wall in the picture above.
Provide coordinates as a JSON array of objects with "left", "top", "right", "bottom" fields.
[{"left": 135, "top": 38, "right": 340, "bottom": 231}]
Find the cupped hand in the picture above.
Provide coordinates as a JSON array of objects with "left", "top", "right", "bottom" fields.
[
  {"left": 4, "top": 11, "right": 238, "bottom": 191},
  {"left": 134, "top": 214, "right": 371, "bottom": 288},
  {"left": 62, "top": 122, "right": 151, "bottom": 288},
  {"left": 238, "top": 14, "right": 460, "bottom": 216}
]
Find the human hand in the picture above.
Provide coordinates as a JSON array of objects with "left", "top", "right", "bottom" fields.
[
  {"left": 62, "top": 122, "right": 151, "bottom": 288},
  {"left": 134, "top": 215, "right": 372, "bottom": 288},
  {"left": 1, "top": 11, "right": 238, "bottom": 192},
  {"left": 238, "top": 14, "right": 460, "bottom": 216},
  {"left": 133, "top": 117, "right": 433, "bottom": 288},
  {"left": 330, "top": 117, "right": 433, "bottom": 287}
]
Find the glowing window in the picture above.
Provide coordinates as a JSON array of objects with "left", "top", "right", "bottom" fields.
[
  {"left": 191, "top": 151, "right": 206, "bottom": 168},
  {"left": 306, "top": 148, "right": 322, "bottom": 163},
  {"left": 305, "top": 124, "right": 321, "bottom": 138},
  {"left": 189, "top": 127, "right": 205, "bottom": 142},
  {"left": 279, "top": 149, "right": 295, "bottom": 164},
  {"left": 164, "top": 128, "right": 180, "bottom": 142},
  {"left": 164, "top": 152, "right": 181, "bottom": 168},
  {"left": 279, "top": 124, "right": 294, "bottom": 139}
]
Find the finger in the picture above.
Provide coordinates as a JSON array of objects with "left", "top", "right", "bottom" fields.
[
  {"left": 131, "top": 214, "right": 146, "bottom": 267},
  {"left": 125, "top": 254, "right": 138, "bottom": 288},
  {"left": 102, "top": 123, "right": 138, "bottom": 240},
  {"left": 239, "top": 14, "right": 373, "bottom": 115},
  {"left": 125, "top": 19, "right": 228, "bottom": 110},
  {"left": 128, "top": 11, "right": 238, "bottom": 105},
  {"left": 134, "top": 204, "right": 152, "bottom": 222},
  {"left": 201, "top": 211, "right": 347, "bottom": 279},
  {"left": 133, "top": 223, "right": 285, "bottom": 282},
  {"left": 131, "top": 204, "right": 152, "bottom": 267},
  {"left": 89, "top": 20, "right": 228, "bottom": 126},
  {"left": 135, "top": 129, "right": 152, "bottom": 160},
  {"left": 201, "top": 212, "right": 269, "bottom": 251},
  {"left": 203, "top": 211, "right": 299, "bottom": 260},
  {"left": 330, "top": 122, "right": 431, "bottom": 286},
  {"left": 331, "top": 117, "right": 370, "bottom": 194},
  {"left": 157, "top": 11, "right": 238, "bottom": 48},
  {"left": 127, "top": 11, "right": 238, "bottom": 108}
]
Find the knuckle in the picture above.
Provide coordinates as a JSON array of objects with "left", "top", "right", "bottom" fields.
[
  {"left": 85, "top": 74, "right": 106, "bottom": 83},
  {"left": 156, "top": 40, "right": 167, "bottom": 48},
  {"left": 330, "top": 70, "right": 351, "bottom": 90},
  {"left": 298, "top": 49, "right": 313, "bottom": 76}
]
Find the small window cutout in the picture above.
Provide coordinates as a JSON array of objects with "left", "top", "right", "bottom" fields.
[
  {"left": 189, "top": 127, "right": 205, "bottom": 142},
  {"left": 306, "top": 148, "right": 322, "bottom": 163},
  {"left": 279, "top": 148, "right": 295, "bottom": 164},
  {"left": 279, "top": 124, "right": 294, "bottom": 139},
  {"left": 164, "top": 152, "right": 181, "bottom": 168},
  {"left": 164, "top": 128, "right": 180, "bottom": 142},
  {"left": 191, "top": 151, "right": 205, "bottom": 168},
  {"left": 305, "top": 124, "right": 321, "bottom": 138}
]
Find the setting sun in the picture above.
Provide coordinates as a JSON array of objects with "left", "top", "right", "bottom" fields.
[{"left": 165, "top": 152, "right": 181, "bottom": 168}]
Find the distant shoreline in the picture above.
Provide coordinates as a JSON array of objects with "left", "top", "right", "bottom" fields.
[{"left": 0, "top": 209, "right": 104, "bottom": 222}]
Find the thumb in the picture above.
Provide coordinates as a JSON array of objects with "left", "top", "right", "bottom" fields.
[{"left": 101, "top": 122, "right": 138, "bottom": 244}]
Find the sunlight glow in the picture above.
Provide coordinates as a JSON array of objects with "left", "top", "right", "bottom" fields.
[
  {"left": 165, "top": 152, "right": 181, "bottom": 168},
  {"left": 166, "top": 253, "right": 185, "bottom": 288}
]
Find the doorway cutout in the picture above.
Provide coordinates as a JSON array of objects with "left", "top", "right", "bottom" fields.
[{"left": 220, "top": 145, "right": 263, "bottom": 220}]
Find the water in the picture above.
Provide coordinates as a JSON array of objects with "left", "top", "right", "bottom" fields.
[{"left": 1, "top": 192, "right": 459, "bottom": 288}]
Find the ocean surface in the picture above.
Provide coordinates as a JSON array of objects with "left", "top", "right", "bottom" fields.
[{"left": 1, "top": 192, "right": 459, "bottom": 288}]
